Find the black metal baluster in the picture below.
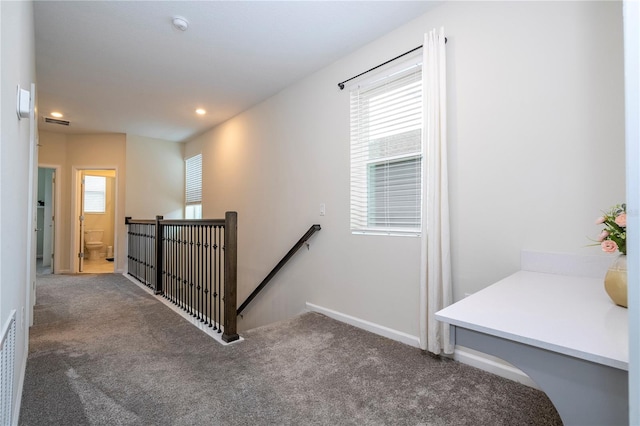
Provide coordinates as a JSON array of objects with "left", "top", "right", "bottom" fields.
[
  {"left": 167, "top": 228, "right": 171, "bottom": 299},
  {"left": 176, "top": 226, "right": 181, "bottom": 308},
  {"left": 215, "top": 224, "right": 219, "bottom": 329},
  {"left": 173, "top": 226, "right": 177, "bottom": 306},
  {"left": 185, "top": 225, "right": 189, "bottom": 311},
  {"left": 144, "top": 225, "right": 148, "bottom": 286},
  {"left": 184, "top": 226, "right": 188, "bottom": 311},
  {"left": 135, "top": 225, "right": 139, "bottom": 281},
  {"left": 197, "top": 225, "right": 202, "bottom": 321},
  {"left": 174, "top": 225, "right": 178, "bottom": 305},
  {"left": 185, "top": 225, "right": 193, "bottom": 316},
  {"left": 165, "top": 227, "right": 170, "bottom": 301},
  {"left": 173, "top": 226, "right": 177, "bottom": 305},
  {"left": 151, "top": 223, "right": 155, "bottom": 288},
  {"left": 144, "top": 224, "right": 147, "bottom": 284},
  {"left": 218, "top": 225, "right": 223, "bottom": 333},
  {"left": 204, "top": 225, "right": 210, "bottom": 326},
  {"left": 200, "top": 225, "right": 205, "bottom": 322},
  {"left": 190, "top": 225, "right": 194, "bottom": 317},
  {"left": 132, "top": 225, "right": 137, "bottom": 279},
  {"left": 142, "top": 225, "right": 146, "bottom": 284},
  {"left": 178, "top": 226, "right": 183, "bottom": 309},
  {"left": 162, "top": 228, "right": 167, "bottom": 298},
  {"left": 211, "top": 225, "right": 216, "bottom": 328}
]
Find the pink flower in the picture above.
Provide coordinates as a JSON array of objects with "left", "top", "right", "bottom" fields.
[
  {"left": 615, "top": 213, "right": 626, "bottom": 227},
  {"left": 597, "top": 230, "right": 610, "bottom": 242},
  {"left": 595, "top": 216, "right": 606, "bottom": 224},
  {"left": 601, "top": 240, "right": 619, "bottom": 253}
]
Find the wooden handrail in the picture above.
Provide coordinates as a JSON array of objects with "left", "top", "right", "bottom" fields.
[{"left": 237, "top": 224, "right": 321, "bottom": 316}]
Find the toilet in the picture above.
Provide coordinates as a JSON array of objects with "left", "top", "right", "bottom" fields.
[{"left": 84, "top": 229, "right": 104, "bottom": 260}]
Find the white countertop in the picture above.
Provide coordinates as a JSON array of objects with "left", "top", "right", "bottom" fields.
[{"left": 435, "top": 270, "right": 629, "bottom": 370}]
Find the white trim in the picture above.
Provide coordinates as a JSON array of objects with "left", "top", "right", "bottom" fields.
[
  {"left": 26, "top": 82, "right": 38, "bottom": 328},
  {"left": 305, "top": 302, "right": 538, "bottom": 389},
  {"left": 623, "top": 4, "right": 640, "bottom": 424},
  {"left": 71, "top": 166, "right": 119, "bottom": 273},
  {"left": 122, "top": 274, "right": 243, "bottom": 346},
  {"left": 38, "top": 164, "right": 62, "bottom": 275},
  {"left": 305, "top": 302, "right": 420, "bottom": 348}
]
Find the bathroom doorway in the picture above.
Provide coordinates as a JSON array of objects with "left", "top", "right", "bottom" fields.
[
  {"left": 77, "top": 169, "right": 116, "bottom": 273},
  {"left": 36, "top": 167, "right": 57, "bottom": 275}
]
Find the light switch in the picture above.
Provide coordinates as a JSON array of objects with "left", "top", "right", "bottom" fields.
[{"left": 320, "top": 203, "right": 326, "bottom": 216}]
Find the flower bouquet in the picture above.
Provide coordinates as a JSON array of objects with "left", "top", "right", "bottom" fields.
[
  {"left": 595, "top": 203, "right": 627, "bottom": 307},
  {"left": 595, "top": 204, "right": 626, "bottom": 255}
]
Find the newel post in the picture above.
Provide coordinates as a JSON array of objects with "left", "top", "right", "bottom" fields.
[
  {"left": 125, "top": 217, "right": 132, "bottom": 275},
  {"left": 222, "top": 211, "right": 239, "bottom": 343},
  {"left": 154, "top": 215, "right": 164, "bottom": 295}
]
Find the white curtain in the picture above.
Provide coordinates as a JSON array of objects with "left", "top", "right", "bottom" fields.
[{"left": 419, "top": 27, "right": 453, "bottom": 355}]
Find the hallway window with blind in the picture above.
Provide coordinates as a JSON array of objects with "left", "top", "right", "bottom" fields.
[
  {"left": 350, "top": 61, "right": 422, "bottom": 235},
  {"left": 185, "top": 154, "right": 202, "bottom": 219}
]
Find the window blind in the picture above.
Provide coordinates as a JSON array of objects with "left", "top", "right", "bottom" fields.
[
  {"left": 185, "top": 154, "right": 202, "bottom": 205},
  {"left": 350, "top": 63, "right": 423, "bottom": 234},
  {"left": 84, "top": 175, "right": 106, "bottom": 213}
]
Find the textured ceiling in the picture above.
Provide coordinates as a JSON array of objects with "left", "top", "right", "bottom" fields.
[{"left": 34, "top": 1, "right": 438, "bottom": 142}]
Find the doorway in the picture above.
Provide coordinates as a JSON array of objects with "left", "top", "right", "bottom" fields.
[
  {"left": 76, "top": 169, "right": 116, "bottom": 273},
  {"left": 36, "top": 167, "right": 56, "bottom": 275}
]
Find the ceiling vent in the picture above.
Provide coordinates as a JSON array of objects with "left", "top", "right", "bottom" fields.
[{"left": 44, "top": 116, "right": 70, "bottom": 126}]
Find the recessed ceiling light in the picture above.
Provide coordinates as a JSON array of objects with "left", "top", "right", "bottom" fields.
[
  {"left": 195, "top": 108, "right": 206, "bottom": 115},
  {"left": 50, "top": 111, "right": 63, "bottom": 118}
]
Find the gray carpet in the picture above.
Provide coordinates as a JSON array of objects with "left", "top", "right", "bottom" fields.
[{"left": 20, "top": 273, "right": 562, "bottom": 425}]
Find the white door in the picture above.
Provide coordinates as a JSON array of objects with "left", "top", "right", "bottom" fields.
[
  {"left": 50, "top": 171, "right": 55, "bottom": 272},
  {"left": 42, "top": 169, "right": 54, "bottom": 270},
  {"left": 79, "top": 175, "right": 85, "bottom": 272}
]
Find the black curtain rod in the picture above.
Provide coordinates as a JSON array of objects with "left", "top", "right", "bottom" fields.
[{"left": 337, "top": 38, "right": 447, "bottom": 90}]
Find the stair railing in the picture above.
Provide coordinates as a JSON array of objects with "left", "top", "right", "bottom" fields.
[
  {"left": 237, "top": 224, "right": 321, "bottom": 316},
  {"left": 125, "top": 212, "right": 239, "bottom": 343}
]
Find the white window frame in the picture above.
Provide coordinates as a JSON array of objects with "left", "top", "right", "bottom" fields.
[
  {"left": 350, "top": 59, "right": 423, "bottom": 236},
  {"left": 185, "top": 154, "right": 202, "bottom": 219},
  {"left": 83, "top": 175, "right": 106, "bottom": 214}
]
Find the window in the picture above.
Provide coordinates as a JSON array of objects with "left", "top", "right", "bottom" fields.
[
  {"left": 84, "top": 175, "right": 106, "bottom": 213},
  {"left": 350, "top": 61, "right": 422, "bottom": 235},
  {"left": 185, "top": 154, "right": 202, "bottom": 219}
]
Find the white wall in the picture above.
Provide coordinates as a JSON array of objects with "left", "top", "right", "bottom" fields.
[
  {"left": 0, "top": 0, "right": 36, "bottom": 421},
  {"left": 193, "top": 1, "right": 625, "bottom": 337},
  {"left": 125, "top": 134, "right": 184, "bottom": 219}
]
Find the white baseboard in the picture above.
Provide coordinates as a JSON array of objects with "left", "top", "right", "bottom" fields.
[
  {"left": 305, "top": 302, "right": 421, "bottom": 348},
  {"left": 305, "top": 302, "right": 539, "bottom": 389}
]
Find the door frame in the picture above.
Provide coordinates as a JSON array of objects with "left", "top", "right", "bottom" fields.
[
  {"left": 71, "top": 166, "right": 119, "bottom": 273},
  {"left": 26, "top": 83, "right": 38, "bottom": 327},
  {"left": 38, "top": 164, "right": 61, "bottom": 274}
]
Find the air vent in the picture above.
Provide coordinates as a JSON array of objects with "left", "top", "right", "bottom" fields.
[{"left": 44, "top": 117, "right": 70, "bottom": 126}]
